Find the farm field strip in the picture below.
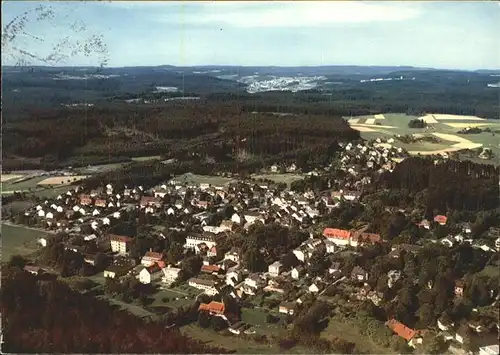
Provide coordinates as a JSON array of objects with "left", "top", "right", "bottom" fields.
[
  {"left": 432, "top": 114, "right": 486, "bottom": 121},
  {"left": 37, "top": 175, "right": 89, "bottom": 185},
  {"left": 432, "top": 133, "right": 474, "bottom": 144},
  {"left": 445, "top": 122, "right": 498, "bottom": 128},
  {"left": 365, "top": 118, "right": 376, "bottom": 124},
  {"left": 374, "top": 114, "right": 385, "bottom": 119},
  {"left": 1, "top": 174, "right": 24, "bottom": 182},
  {"left": 350, "top": 125, "right": 377, "bottom": 132},
  {"left": 351, "top": 123, "right": 397, "bottom": 129},
  {"left": 419, "top": 114, "right": 439, "bottom": 124}
]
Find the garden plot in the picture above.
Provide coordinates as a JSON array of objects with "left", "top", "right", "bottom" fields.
[
  {"left": 350, "top": 125, "right": 377, "bottom": 132},
  {"left": 37, "top": 175, "right": 89, "bottom": 185},
  {"left": 374, "top": 114, "right": 385, "bottom": 119},
  {"left": 365, "top": 118, "right": 376, "bottom": 125}
]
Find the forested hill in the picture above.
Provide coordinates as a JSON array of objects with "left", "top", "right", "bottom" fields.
[
  {"left": 2, "top": 66, "right": 499, "bottom": 119},
  {"left": 3, "top": 102, "right": 358, "bottom": 171},
  {"left": 0, "top": 265, "right": 230, "bottom": 354}
]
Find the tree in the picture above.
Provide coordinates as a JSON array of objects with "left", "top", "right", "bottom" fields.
[
  {"left": 210, "top": 316, "right": 227, "bottom": 331},
  {"left": 280, "top": 251, "right": 300, "bottom": 269},
  {"left": 197, "top": 311, "right": 211, "bottom": 328},
  {"left": 244, "top": 248, "right": 267, "bottom": 272},
  {"left": 423, "top": 334, "right": 448, "bottom": 354},
  {"left": 8, "top": 255, "right": 26, "bottom": 269}
]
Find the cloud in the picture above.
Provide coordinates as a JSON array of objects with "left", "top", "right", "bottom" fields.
[{"left": 153, "top": 1, "right": 424, "bottom": 27}]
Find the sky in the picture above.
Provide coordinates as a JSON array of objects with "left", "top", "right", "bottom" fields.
[{"left": 2, "top": 1, "right": 499, "bottom": 70}]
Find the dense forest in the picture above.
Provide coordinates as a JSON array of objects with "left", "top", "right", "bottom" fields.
[
  {"left": 3, "top": 102, "right": 357, "bottom": 171},
  {"left": 0, "top": 264, "right": 229, "bottom": 353}
]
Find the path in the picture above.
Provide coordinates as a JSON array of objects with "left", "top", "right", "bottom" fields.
[
  {"left": 2, "top": 221, "right": 57, "bottom": 234},
  {"left": 319, "top": 276, "right": 346, "bottom": 296}
]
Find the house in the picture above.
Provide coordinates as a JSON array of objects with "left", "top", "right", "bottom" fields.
[
  {"left": 140, "top": 196, "right": 162, "bottom": 208},
  {"left": 264, "top": 279, "right": 285, "bottom": 294},
  {"left": 268, "top": 261, "right": 283, "bottom": 277},
  {"left": 198, "top": 301, "right": 225, "bottom": 316},
  {"left": 434, "top": 215, "right": 448, "bottom": 225},
  {"left": 224, "top": 249, "right": 240, "bottom": 263},
  {"left": 351, "top": 266, "right": 368, "bottom": 282},
  {"left": 201, "top": 264, "right": 221, "bottom": 275},
  {"left": 23, "top": 265, "right": 42, "bottom": 275},
  {"left": 278, "top": 302, "right": 295, "bottom": 315},
  {"left": 324, "top": 240, "right": 337, "bottom": 254},
  {"left": 141, "top": 251, "right": 163, "bottom": 267},
  {"left": 343, "top": 190, "right": 361, "bottom": 201},
  {"left": 38, "top": 237, "right": 48, "bottom": 247},
  {"left": 270, "top": 164, "right": 279, "bottom": 173},
  {"left": 329, "top": 262, "right": 341, "bottom": 274},
  {"left": 104, "top": 261, "right": 134, "bottom": 279},
  {"left": 162, "top": 265, "right": 182, "bottom": 284},
  {"left": 226, "top": 270, "right": 242, "bottom": 287},
  {"left": 243, "top": 211, "right": 265, "bottom": 225},
  {"left": 418, "top": 219, "right": 431, "bottom": 229},
  {"left": 351, "top": 232, "right": 382, "bottom": 247},
  {"left": 109, "top": 234, "right": 133, "bottom": 255},
  {"left": 386, "top": 319, "right": 423, "bottom": 348},
  {"left": 455, "top": 280, "right": 465, "bottom": 297},
  {"left": 188, "top": 278, "right": 219, "bottom": 295},
  {"left": 229, "top": 322, "right": 251, "bottom": 335},
  {"left": 309, "top": 283, "right": 320, "bottom": 293},
  {"left": 185, "top": 233, "right": 219, "bottom": 253},
  {"left": 292, "top": 248, "right": 306, "bottom": 262},
  {"left": 94, "top": 199, "right": 107, "bottom": 208},
  {"left": 207, "top": 246, "right": 218, "bottom": 258},
  {"left": 479, "top": 345, "right": 499, "bottom": 355},
  {"left": 437, "top": 318, "right": 454, "bottom": 332},
  {"left": 139, "top": 264, "right": 163, "bottom": 284},
  {"left": 80, "top": 194, "right": 92, "bottom": 205},
  {"left": 323, "top": 228, "right": 352, "bottom": 246},
  {"left": 387, "top": 270, "right": 401, "bottom": 288},
  {"left": 291, "top": 266, "right": 305, "bottom": 280}
]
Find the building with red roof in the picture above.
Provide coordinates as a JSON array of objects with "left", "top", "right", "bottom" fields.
[
  {"left": 386, "top": 319, "right": 423, "bottom": 348},
  {"left": 323, "top": 228, "right": 352, "bottom": 246},
  {"left": 198, "top": 301, "right": 225, "bottom": 316},
  {"left": 434, "top": 215, "right": 448, "bottom": 225}
]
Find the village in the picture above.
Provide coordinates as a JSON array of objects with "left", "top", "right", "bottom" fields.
[{"left": 6, "top": 138, "right": 500, "bottom": 355}]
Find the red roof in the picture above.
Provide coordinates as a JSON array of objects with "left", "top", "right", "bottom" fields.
[
  {"left": 434, "top": 215, "right": 448, "bottom": 224},
  {"left": 143, "top": 251, "right": 163, "bottom": 261},
  {"left": 109, "top": 234, "right": 132, "bottom": 243},
  {"left": 141, "top": 196, "right": 161, "bottom": 205},
  {"left": 323, "top": 228, "right": 352, "bottom": 240},
  {"left": 386, "top": 319, "right": 417, "bottom": 341},
  {"left": 201, "top": 264, "right": 221, "bottom": 273},
  {"left": 199, "top": 301, "right": 225, "bottom": 315},
  {"left": 354, "top": 232, "right": 382, "bottom": 244}
]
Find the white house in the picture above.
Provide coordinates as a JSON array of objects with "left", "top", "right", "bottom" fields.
[
  {"left": 224, "top": 250, "right": 240, "bottom": 263},
  {"left": 291, "top": 266, "right": 305, "bottom": 280},
  {"left": 38, "top": 237, "right": 48, "bottom": 247},
  {"left": 292, "top": 248, "right": 306, "bottom": 262},
  {"left": 268, "top": 261, "right": 283, "bottom": 277},
  {"left": 46, "top": 212, "right": 54, "bottom": 219},
  {"left": 309, "top": 283, "right": 320, "bottom": 293},
  {"left": 38, "top": 210, "right": 45, "bottom": 217},
  {"left": 139, "top": 265, "right": 163, "bottom": 284},
  {"left": 162, "top": 265, "right": 182, "bottom": 284},
  {"left": 188, "top": 278, "right": 218, "bottom": 295}
]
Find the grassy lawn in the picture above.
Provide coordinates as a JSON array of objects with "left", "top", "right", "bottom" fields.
[
  {"left": 321, "top": 317, "right": 394, "bottom": 354},
  {"left": 1, "top": 176, "right": 47, "bottom": 192},
  {"left": 181, "top": 324, "right": 309, "bottom": 354},
  {"left": 149, "top": 288, "right": 195, "bottom": 310},
  {"left": 98, "top": 294, "right": 157, "bottom": 319},
  {"left": 29, "top": 185, "right": 76, "bottom": 198},
  {"left": 171, "top": 173, "right": 235, "bottom": 186},
  {"left": 1, "top": 223, "right": 50, "bottom": 260},
  {"left": 241, "top": 307, "right": 284, "bottom": 336}
]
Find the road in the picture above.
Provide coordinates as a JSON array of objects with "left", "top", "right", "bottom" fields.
[
  {"left": 2, "top": 221, "right": 57, "bottom": 234},
  {"left": 319, "top": 276, "right": 346, "bottom": 296}
]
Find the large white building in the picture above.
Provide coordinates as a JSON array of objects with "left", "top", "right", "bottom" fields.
[
  {"left": 139, "top": 265, "right": 163, "bottom": 284},
  {"left": 188, "top": 278, "right": 219, "bottom": 295},
  {"left": 109, "top": 234, "right": 133, "bottom": 255},
  {"left": 184, "top": 232, "right": 218, "bottom": 253}
]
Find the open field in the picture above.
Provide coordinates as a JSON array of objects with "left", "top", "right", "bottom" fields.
[
  {"left": 74, "top": 162, "right": 128, "bottom": 174},
  {"left": 445, "top": 122, "right": 498, "bottom": 128},
  {"left": 181, "top": 324, "right": 309, "bottom": 354},
  {"left": 171, "top": 173, "right": 235, "bottom": 186},
  {"left": 37, "top": 175, "right": 88, "bottom": 186},
  {"left": 252, "top": 173, "right": 304, "bottom": 186},
  {"left": 345, "top": 113, "right": 500, "bottom": 163},
  {"left": 321, "top": 318, "right": 394, "bottom": 354},
  {"left": 1, "top": 174, "right": 23, "bottom": 183},
  {"left": 1, "top": 223, "right": 51, "bottom": 260}
]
